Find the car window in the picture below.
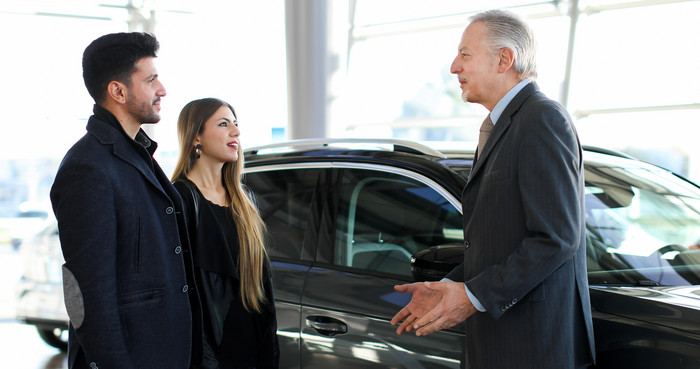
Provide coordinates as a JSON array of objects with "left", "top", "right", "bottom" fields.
[
  {"left": 244, "top": 168, "right": 322, "bottom": 261},
  {"left": 585, "top": 164, "right": 700, "bottom": 285},
  {"left": 332, "top": 168, "right": 463, "bottom": 277}
]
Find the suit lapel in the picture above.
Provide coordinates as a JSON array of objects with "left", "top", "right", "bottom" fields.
[{"left": 468, "top": 82, "right": 540, "bottom": 181}]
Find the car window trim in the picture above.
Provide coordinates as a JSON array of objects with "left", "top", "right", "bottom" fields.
[
  {"left": 331, "top": 162, "right": 464, "bottom": 279},
  {"left": 245, "top": 162, "right": 463, "bottom": 212},
  {"left": 244, "top": 162, "right": 332, "bottom": 174},
  {"left": 331, "top": 162, "right": 463, "bottom": 212}
]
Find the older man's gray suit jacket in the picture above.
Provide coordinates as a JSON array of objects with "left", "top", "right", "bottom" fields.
[{"left": 446, "top": 82, "right": 595, "bottom": 369}]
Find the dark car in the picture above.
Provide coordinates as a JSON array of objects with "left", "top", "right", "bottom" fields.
[
  {"left": 242, "top": 138, "right": 700, "bottom": 369},
  {"left": 17, "top": 138, "right": 700, "bottom": 368}
]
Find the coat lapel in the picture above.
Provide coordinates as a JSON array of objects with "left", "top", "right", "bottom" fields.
[
  {"left": 87, "top": 118, "right": 166, "bottom": 197},
  {"left": 468, "top": 82, "right": 540, "bottom": 181}
]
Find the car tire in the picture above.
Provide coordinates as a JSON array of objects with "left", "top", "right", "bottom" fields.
[{"left": 37, "top": 327, "right": 68, "bottom": 352}]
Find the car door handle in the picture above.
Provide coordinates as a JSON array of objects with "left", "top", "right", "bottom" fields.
[{"left": 305, "top": 316, "right": 348, "bottom": 336}]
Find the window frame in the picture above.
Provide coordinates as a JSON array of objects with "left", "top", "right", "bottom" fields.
[
  {"left": 244, "top": 163, "right": 330, "bottom": 263},
  {"left": 322, "top": 162, "right": 463, "bottom": 279}
]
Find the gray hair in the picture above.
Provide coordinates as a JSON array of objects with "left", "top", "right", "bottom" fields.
[{"left": 470, "top": 10, "right": 537, "bottom": 79}]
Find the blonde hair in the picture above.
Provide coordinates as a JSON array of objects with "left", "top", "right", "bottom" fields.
[{"left": 172, "top": 98, "right": 268, "bottom": 313}]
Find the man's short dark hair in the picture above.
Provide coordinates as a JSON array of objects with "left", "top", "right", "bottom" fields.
[{"left": 82, "top": 32, "right": 160, "bottom": 104}]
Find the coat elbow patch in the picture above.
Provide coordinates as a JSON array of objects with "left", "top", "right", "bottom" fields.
[{"left": 62, "top": 266, "right": 85, "bottom": 329}]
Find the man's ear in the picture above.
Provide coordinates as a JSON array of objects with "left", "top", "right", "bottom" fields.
[
  {"left": 106, "top": 81, "right": 127, "bottom": 105},
  {"left": 497, "top": 48, "right": 515, "bottom": 74}
]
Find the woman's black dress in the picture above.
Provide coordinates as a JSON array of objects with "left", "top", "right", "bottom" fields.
[{"left": 174, "top": 179, "right": 279, "bottom": 369}]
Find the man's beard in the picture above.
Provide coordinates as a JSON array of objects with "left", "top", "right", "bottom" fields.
[{"left": 127, "top": 94, "right": 160, "bottom": 124}]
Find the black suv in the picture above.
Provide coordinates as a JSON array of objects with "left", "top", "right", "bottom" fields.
[
  {"left": 16, "top": 138, "right": 700, "bottom": 368},
  {"left": 242, "top": 138, "right": 700, "bottom": 369}
]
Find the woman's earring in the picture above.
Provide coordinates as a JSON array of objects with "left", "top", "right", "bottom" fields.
[{"left": 194, "top": 144, "right": 202, "bottom": 159}]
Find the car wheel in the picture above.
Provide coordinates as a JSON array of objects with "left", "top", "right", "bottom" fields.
[{"left": 37, "top": 327, "right": 68, "bottom": 352}]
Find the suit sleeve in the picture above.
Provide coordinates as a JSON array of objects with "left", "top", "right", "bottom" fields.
[
  {"left": 51, "top": 158, "right": 136, "bottom": 368},
  {"left": 467, "top": 101, "right": 584, "bottom": 319}
]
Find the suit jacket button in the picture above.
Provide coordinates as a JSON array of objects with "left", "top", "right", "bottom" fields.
[
  {"left": 175, "top": 246, "right": 182, "bottom": 254},
  {"left": 90, "top": 362, "right": 98, "bottom": 369},
  {"left": 165, "top": 206, "right": 174, "bottom": 214},
  {"left": 182, "top": 285, "right": 189, "bottom": 293}
]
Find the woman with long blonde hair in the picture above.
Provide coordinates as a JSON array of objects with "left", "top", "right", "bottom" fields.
[{"left": 172, "top": 97, "right": 278, "bottom": 369}]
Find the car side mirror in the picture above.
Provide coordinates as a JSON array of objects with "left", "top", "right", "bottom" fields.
[{"left": 411, "top": 244, "right": 464, "bottom": 282}]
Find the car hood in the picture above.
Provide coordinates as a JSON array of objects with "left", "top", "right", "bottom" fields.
[{"left": 591, "top": 285, "right": 700, "bottom": 335}]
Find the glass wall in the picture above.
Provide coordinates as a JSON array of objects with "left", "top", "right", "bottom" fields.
[
  {"left": 330, "top": 0, "right": 700, "bottom": 181},
  {"left": 570, "top": 1, "right": 700, "bottom": 179},
  {"left": 0, "top": 1, "right": 287, "bottom": 218},
  {"left": 1, "top": 0, "right": 698, "bottom": 223}
]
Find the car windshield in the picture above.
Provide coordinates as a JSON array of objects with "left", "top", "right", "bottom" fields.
[
  {"left": 444, "top": 154, "right": 700, "bottom": 286},
  {"left": 585, "top": 162, "right": 700, "bottom": 286}
]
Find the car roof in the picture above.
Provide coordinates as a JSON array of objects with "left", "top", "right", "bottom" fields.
[
  {"left": 243, "top": 139, "right": 471, "bottom": 198},
  {"left": 244, "top": 138, "right": 640, "bottom": 168},
  {"left": 243, "top": 138, "right": 699, "bottom": 192},
  {"left": 246, "top": 139, "right": 673, "bottom": 168},
  {"left": 244, "top": 138, "right": 459, "bottom": 168}
]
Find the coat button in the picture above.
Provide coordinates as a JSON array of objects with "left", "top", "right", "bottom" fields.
[
  {"left": 182, "top": 285, "right": 189, "bottom": 293},
  {"left": 90, "top": 363, "right": 98, "bottom": 369},
  {"left": 165, "top": 206, "right": 174, "bottom": 214},
  {"left": 175, "top": 246, "right": 182, "bottom": 254}
]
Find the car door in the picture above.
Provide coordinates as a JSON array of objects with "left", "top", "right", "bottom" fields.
[
  {"left": 244, "top": 166, "right": 327, "bottom": 369},
  {"left": 300, "top": 164, "right": 466, "bottom": 369}
]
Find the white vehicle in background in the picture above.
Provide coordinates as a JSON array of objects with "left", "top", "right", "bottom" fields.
[
  {"left": 0, "top": 202, "right": 52, "bottom": 251},
  {"left": 15, "top": 219, "right": 68, "bottom": 351}
]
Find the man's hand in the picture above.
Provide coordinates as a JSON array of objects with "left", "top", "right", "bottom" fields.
[
  {"left": 391, "top": 282, "right": 441, "bottom": 335},
  {"left": 392, "top": 281, "right": 477, "bottom": 337},
  {"left": 413, "top": 281, "right": 476, "bottom": 336}
]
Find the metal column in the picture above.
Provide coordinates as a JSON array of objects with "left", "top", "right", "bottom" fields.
[{"left": 285, "top": 0, "right": 329, "bottom": 139}]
